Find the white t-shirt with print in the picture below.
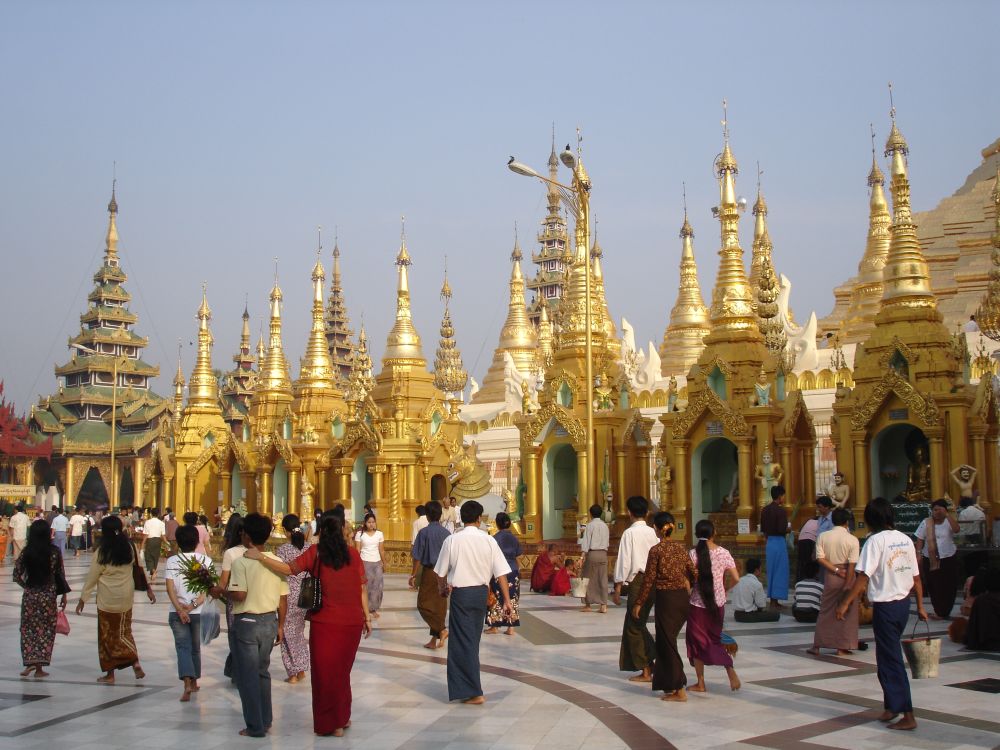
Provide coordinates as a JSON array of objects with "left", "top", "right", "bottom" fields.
[
  {"left": 165, "top": 552, "right": 213, "bottom": 614},
  {"left": 856, "top": 529, "right": 920, "bottom": 603}
]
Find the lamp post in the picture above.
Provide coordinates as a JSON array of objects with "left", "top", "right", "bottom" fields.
[
  {"left": 508, "top": 148, "right": 595, "bottom": 513},
  {"left": 71, "top": 343, "right": 126, "bottom": 508}
]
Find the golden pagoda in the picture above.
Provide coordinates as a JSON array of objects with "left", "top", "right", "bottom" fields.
[
  {"left": 659, "top": 203, "right": 710, "bottom": 377},
  {"left": 471, "top": 236, "right": 538, "bottom": 403},
  {"left": 30, "top": 183, "right": 170, "bottom": 510},
  {"left": 516, "top": 141, "right": 651, "bottom": 542},
  {"left": 246, "top": 276, "right": 299, "bottom": 517},
  {"left": 170, "top": 287, "right": 233, "bottom": 515},
  {"left": 291, "top": 253, "right": 347, "bottom": 516},
  {"left": 832, "top": 107, "right": 998, "bottom": 517},
  {"left": 327, "top": 229, "right": 462, "bottom": 544},
  {"left": 433, "top": 265, "right": 470, "bottom": 410},
  {"left": 660, "top": 112, "right": 815, "bottom": 544},
  {"left": 838, "top": 130, "right": 892, "bottom": 343},
  {"left": 748, "top": 173, "right": 774, "bottom": 311},
  {"left": 219, "top": 304, "right": 258, "bottom": 439}
]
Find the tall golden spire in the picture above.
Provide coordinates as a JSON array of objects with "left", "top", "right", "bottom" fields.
[
  {"left": 433, "top": 262, "right": 469, "bottom": 395},
  {"left": 748, "top": 165, "right": 773, "bottom": 308},
  {"left": 590, "top": 220, "right": 619, "bottom": 351},
  {"left": 296, "top": 251, "right": 336, "bottom": 391},
  {"left": 186, "top": 284, "right": 220, "bottom": 411},
  {"left": 105, "top": 179, "right": 120, "bottom": 266},
  {"left": 382, "top": 220, "right": 426, "bottom": 366},
  {"left": 324, "top": 230, "right": 355, "bottom": 383},
  {"left": 537, "top": 299, "right": 554, "bottom": 370},
  {"left": 841, "top": 126, "right": 893, "bottom": 342},
  {"left": 258, "top": 275, "right": 293, "bottom": 392},
  {"left": 346, "top": 324, "right": 376, "bottom": 408},
  {"left": 878, "top": 89, "right": 936, "bottom": 312},
  {"left": 708, "top": 102, "right": 758, "bottom": 334},
  {"left": 473, "top": 231, "right": 541, "bottom": 403},
  {"left": 173, "top": 343, "right": 185, "bottom": 418},
  {"left": 660, "top": 192, "right": 711, "bottom": 376}
]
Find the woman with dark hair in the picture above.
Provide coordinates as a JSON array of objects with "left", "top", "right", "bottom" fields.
[
  {"left": 213, "top": 513, "right": 245, "bottom": 682},
  {"left": 197, "top": 514, "right": 214, "bottom": 557},
  {"left": 633, "top": 512, "right": 696, "bottom": 701},
  {"left": 183, "top": 511, "right": 210, "bottom": 556},
  {"left": 354, "top": 514, "right": 385, "bottom": 619},
  {"left": 276, "top": 513, "right": 311, "bottom": 683},
  {"left": 14, "top": 519, "right": 69, "bottom": 677},
  {"left": 248, "top": 515, "right": 372, "bottom": 737},
  {"left": 76, "top": 515, "right": 155, "bottom": 683},
  {"left": 485, "top": 512, "right": 522, "bottom": 635},
  {"left": 837, "top": 498, "right": 926, "bottom": 731},
  {"left": 685, "top": 519, "right": 741, "bottom": 693}
]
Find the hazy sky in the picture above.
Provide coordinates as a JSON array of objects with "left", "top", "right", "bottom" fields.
[{"left": 2, "top": 1, "right": 998, "bottom": 412}]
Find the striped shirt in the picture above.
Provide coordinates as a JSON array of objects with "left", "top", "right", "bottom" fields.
[{"left": 793, "top": 579, "right": 823, "bottom": 611}]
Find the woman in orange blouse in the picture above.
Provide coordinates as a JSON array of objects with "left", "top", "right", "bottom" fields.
[{"left": 633, "top": 512, "right": 697, "bottom": 702}]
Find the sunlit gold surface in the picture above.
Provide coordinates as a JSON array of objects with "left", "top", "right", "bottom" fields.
[{"left": 660, "top": 211, "right": 710, "bottom": 377}]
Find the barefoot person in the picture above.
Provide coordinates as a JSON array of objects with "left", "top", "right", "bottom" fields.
[
  {"left": 632, "top": 512, "right": 696, "bottom": 702},
  {"left": 409, "top": 500, "right": 451, "bottom": 649},
  {"left": 836, "top": 498, "right": 927, "bottom": 731},
  {"left": 14, "top": 520, "right": 69, "bottom": 678},
  {"left": 686, "top": 519, "right": 741, "bottom": 693},
  {"left": 613, "top": 495, "right": 659, "bottom": 683},
  {"left": 484, "top": 512, "right": 521, "bottom": 635},
  {"left": 76, "top": 515, "right": 155, "bottom": 683},
  {"left": 580, "top": 504, "right": 610, "bottom": 613},
  {"left": 810, "top": 507, "right": 860, "bottom": 655},
  {"left": 433, "top": 500, "right": 513, "bottom": 704},
  {"left": 165, "top": 525, "right": 210, "bottom": 702}
]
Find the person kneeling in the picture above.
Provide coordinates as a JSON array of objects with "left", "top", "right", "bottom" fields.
[
  {"left": 792, "top": 561, "right": 824, "bottom": 623},
  {"left": 730, "top": 558, "right": 780, "bottom": 623}
]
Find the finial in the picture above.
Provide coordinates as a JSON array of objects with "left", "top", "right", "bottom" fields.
[
  {"left": 576, "top": 126, "right": 583, "bottom": 158},
  {"left": 757, "top": 161, "right": 762, "bottom": 193},
  {"left": 511, "top": 222, "right": 522, "bottom": 262},
  {"left": 888, "top": 81, "right": 895, "bottom": 122},
  {"left": 591, "top": 216, "right": 602, "bottom": 258},
  {"left": 682, "top": 182, "right": 688, "bottom": 218},
  {"left": 440, "top": 256, "right": 452, "bottom": 302},
  {"left": 401, "top": 215, "right": 406, "bottom": 243},
  {"left": 333, "top": 225, "right": 340, "bottom": 257},
  {"left": 721, "top": 98, "right": 729, "bottom": 143},
  {"left": 680, "top": 184, "right": 694, "bottom": 238},
  {"left": 242, "top": 292, "right": 249, "bottom": 319},
  {"left": 273, "top": 257, "right": 279, "bottom": 286},
  {"left": 870, "top": 122, "right": 877, "bottom": 159},
  {"left": 108, "top": 164, "right": 119, "bottom": 214},
  {"left": 317, "top": 225, "right": 322, "bottom": 254}
]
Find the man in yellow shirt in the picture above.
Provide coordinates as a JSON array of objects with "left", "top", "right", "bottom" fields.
[{"left": 227, "top": 513, "right": 288, "bottom": 738}]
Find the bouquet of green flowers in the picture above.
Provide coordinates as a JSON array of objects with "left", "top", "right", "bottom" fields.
[{"left": 176, "top": 554, "right": 219, "bottom": 596}]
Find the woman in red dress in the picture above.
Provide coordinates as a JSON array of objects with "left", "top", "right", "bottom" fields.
[{"left": 248, "top": 515, "right": 372, "bottom": 736}]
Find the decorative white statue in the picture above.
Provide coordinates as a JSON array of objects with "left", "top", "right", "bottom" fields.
[
  {"left": 950, "top": 464, "right": 977, "bottom": 500},
  {"left": 827, "top": 471, "right": 850, "bottom": 509}
]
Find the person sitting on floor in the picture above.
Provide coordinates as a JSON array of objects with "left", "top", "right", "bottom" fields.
[
  {"left": 792, "top": 560, "right": 824, "bottom": 623},
  {"left": 730, "top": 558, "right": 780, "bottom": 622},
  {"left": 530, "top": 545, "right": 557, "bottom": 593},
  {"left": 964, "top": 566, "right": 1000, "bottom": 652},
  {"left": 549, "top": 557, "right": 580, "bottom": 597}
]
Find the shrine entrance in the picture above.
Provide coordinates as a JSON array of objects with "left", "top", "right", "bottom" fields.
[
  {"left": 691, "top": 437, "right": 738, "bottom": 526},
  {"left": 430, "top": 473, "right": 448, "bottom": 502},
  {"left": 350, "top": 452, "right": 373, "bottom": 523},
  {"left": 76, "top": 467, "right": 109, "bottom": 511},
  {"left": 871, "top": 424, "right": 928, "bottom": 501},
  {"left": 543, "top": 443, "right": 577, "bottom": 540}
]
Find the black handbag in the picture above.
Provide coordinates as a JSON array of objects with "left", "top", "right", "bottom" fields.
[{"left": 297, "top": 555, "right": 322, "bottom": 612}]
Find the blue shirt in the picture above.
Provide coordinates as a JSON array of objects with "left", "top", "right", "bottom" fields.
[
  {"left": 493, "top": 529, "right": 522, "bottom": 581},
  {"left": 411, "top": 522, "right": 451, "bottom": 567},
  {"left": 816, "top": 514, "right": 834, "bottom": 537}
]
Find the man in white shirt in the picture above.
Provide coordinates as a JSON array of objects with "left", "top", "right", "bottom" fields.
[
  {"left": 914, "top": 499, "right": 960, "bottom": 619},
  {"left": 613, "top": 495, "right": 659, "bottom": 683},
  {"left": 68, "top": 508, "right": 87, "bottom": 557},
  {"left": 580, "top": 504, "right": 610, "bottom": 612},
  {"left": 50, "top": 508, "right": 70, "bottom": 555},
  {"left": 412, "top": 504, "right": 429, "bottom": 542},
  {"left": 10, "top": 505, "right": 30, "bottom": 558},
  {"left": 434, "top": 500, "right": 512, "bottom": 704},
  {"left": 730, "top": 558, "right": 779, "bottom": 622},
  {"left": 142, "top": 509, "right": 168, "bottom": 581}
]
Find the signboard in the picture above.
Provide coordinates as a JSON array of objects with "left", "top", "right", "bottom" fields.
[
  {"left": 737, "top": 518, "right": 751, "bottom": 535},
  {"left": 0, "top": 484, "right": 35, "bottom": 498},
  {"left": 889, "top": 408, "right": 909, "bottom": 421},
  {"left": 891, "top": 502, "right": 930, "bottom": 535},
  {"left": 706, "top": 421, "right": 724, "bottom": 436}
]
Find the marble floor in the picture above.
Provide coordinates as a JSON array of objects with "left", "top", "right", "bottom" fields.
[{"left": 0, "top": 552, "right": 997, "bottom": 750}]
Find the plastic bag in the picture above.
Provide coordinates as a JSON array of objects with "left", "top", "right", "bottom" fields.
[
  {"left": 56, "top": 610, "right": 71, "bottom": 636},
  {"left": 200, "top": 599, "right": 222, "bottom": 645}
]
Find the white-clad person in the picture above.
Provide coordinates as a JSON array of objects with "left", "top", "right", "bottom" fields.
[
  {"left": 612, "top": 495, "right": 660, "bottom": 683},
  {"left": 10, "top": 504, "right": 30, "bottom": 559},
  {"left": 580, "top": 503, "right": 610, "bottom": 613},
  {"left": 434, "top": 500, "right": 512, "bottom": 704}
]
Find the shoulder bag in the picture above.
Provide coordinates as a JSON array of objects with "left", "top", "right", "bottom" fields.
[
  {"left": 130, "top": 543, "right": 149, "bottom": 592},
  {"left": 297, "top": 552, "right": 322, "bottom": 612}
]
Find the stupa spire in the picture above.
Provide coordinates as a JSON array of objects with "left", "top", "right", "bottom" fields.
[
  {"left": 296, "top": 248, "right": 336, "bottom": 391},
  {"left": 346, "top": 324, "right": 376, "bottom": 408},
  {"left": 590, "top": 218, "right": 618, "bottom": 348},
  {"left": 105, "top": 178, "right": 119, "bottom": 265},
  {"left": 660, "top": 189, "right": 711, "bottom": 376},
  {"left": 841, "top": 125, "right": 893, "bottom": 341},
  {"left": 748, "top": 164, "right": 774, "bottom": 304},
  {"left": 382, "top": 218, "right": 425, "bottom": 366},
  {"left": 878, "top": 88, "right": 935, "bottom": 312},
  {"left": 708, "top": 102, "right": 758, "bottom": 333},
  {"left": 186, "top": 284, "right": 221, "bottom": 411},
  {"left": 324, "top": 228, "right": 355, "bottom": 383},
  {"left": 433, "top": 261, "right": 469, "bottom": 396},
  {"left": 472, "top": 230, "right": 540, "bottom": 403},
  {"left": 173, "top": 342, "right": 185, "bottom": 417},
  {"left": 537, "top": 299, "right": 554, "bottom": 369},
  {"left": 258, "top": 271, "right": 293, "bottom": 392},
  {"left": 526, "top": 127, "right": 572, "bottom": 324}
]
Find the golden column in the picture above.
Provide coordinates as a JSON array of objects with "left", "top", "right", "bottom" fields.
[
  {"left": 64, "top": 456, "right": 76, "bottom": 509},
  {"left": 851, "top": 433, "right": 870, "bottom": 508},
  {"left": 288, "top": 469, "right": 300, "bottom": 516},
  {"left": 673, "top": 439, "right": 689, "bottom": 517}
]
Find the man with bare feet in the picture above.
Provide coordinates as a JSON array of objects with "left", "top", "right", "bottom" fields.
[
  {"left": 434, "top": 500, "right": 513, "bottom": 704},
  {"left": 410, "top": 500, "right": 451, "bottom": 649},
  {"left": 613, "top": 495, "right": 659, "bottom": 684}
]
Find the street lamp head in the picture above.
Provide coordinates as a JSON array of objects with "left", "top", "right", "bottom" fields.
[
  {"left": 559, "top": 146, "right": 576, "bottom": 170},
  {"left": 507, "top": 157, "right": 541, "bottom": 179}
]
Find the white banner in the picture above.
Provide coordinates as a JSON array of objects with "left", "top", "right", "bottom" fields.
[{"left": 0, "top": 484, "right": 35, "bottom": 498}]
